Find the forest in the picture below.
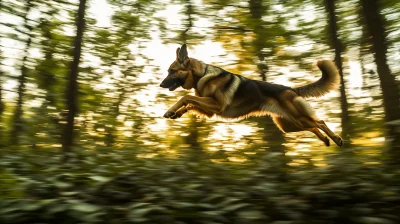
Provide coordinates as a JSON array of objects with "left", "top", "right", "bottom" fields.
[{"left": 0, "top": 0, "right": 400, "bottom": 223}]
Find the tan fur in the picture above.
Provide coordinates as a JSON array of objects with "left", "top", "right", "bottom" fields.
[
  {"left": 197, "top": 65, "right": 224, "bottom": 91},
  {"left": 260, "top": 98, "right": 289, "bottom": 118},
  {"left": 190, "top": 58, "right": 206, "bottom": 76},
  {"left": 294, "top": 60, "right": 340, "bottom": 98},
  {"left": 201, "top": 74, "right": 229, "bottom": 97},
  {"left": 273, "top": 116, "right": 301, "bottom": 133},
  {"left": 292, "top": 97, "right": 317, "bottom": 120},
  {"left": 182, "top": 71, "right": 193, "bottom": 89}
]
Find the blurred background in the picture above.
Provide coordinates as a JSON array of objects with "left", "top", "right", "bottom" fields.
[{"left": 0, "top": 0, "right": 400, "bottom": 223}]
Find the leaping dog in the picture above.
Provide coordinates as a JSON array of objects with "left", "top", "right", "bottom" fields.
[{"left": 160, "top": 44, "right": 343, "bottom": 147}]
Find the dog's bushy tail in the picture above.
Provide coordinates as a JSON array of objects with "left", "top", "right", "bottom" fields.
[{"left": 294, "top": 60, "right": 340, "bottom": 98}]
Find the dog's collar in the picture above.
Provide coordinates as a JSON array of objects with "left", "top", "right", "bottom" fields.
[{"left": 196, "top": 64, "right": 222, "bottom": 91}]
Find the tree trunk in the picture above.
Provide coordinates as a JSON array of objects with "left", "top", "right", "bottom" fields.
[
  {"left": 10, "top": 39, "right": 31, "bottom": 145},
  {"left": 42, "top": 23, "right": 57, "bottom": 108},
  {"left": 248, "top": 0, "right": 286, "bottom": 155},
  {"left": 35, "top": 20, "right": 62, "bottom": 147},
  {"left": 105, "top": 73, "right": 126, "bottom": 147},
  {"left": 62, "top": 0, "right": 87, "bottom": 161},
  {"left": 9, "top": 0, "right": 33, "bottom": 145},
  {"left": 324, "top": 0, "right": 351, "bottom": 146},
  {"left": 105, "top": 89, "right": 123, "bottom": 147},
  {"left": 360, "top": 0, "right": 400, "bottom": 162},
  {"left": 180, "top": 0, "right": 205, "bottom": 158},
  {"left": 0, "top": 0, "right": 3, "bottom": 146},
  {"left": 184, "top": 117, "right": 203, "bottom": 149},
  {"left": 0, "top": 49, "right": 4, "bottom": 147}
]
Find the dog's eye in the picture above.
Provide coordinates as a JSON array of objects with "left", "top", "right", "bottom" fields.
[{"left": 169, "top": 69, "right": 177, "bottom": 74}]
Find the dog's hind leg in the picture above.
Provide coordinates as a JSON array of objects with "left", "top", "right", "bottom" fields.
[
  {"left": 307, "top": 128, "right": 330, "bottom": 146},
  {"left": 272, "top": 116, "right": 302, "bottom": 133},
  {"left": 273, "top": 116, "right": 330, "bottom": 146},
  {"left": 291, "top": 96, "right": 342, "bottom": 147},
  {"left": 316, "top": 120, "right": 343, "bottom": 147}
]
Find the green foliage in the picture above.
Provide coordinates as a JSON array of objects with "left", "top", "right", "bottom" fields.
[{"left": 1, "top": 148, "right": 400, "bottom": 223}]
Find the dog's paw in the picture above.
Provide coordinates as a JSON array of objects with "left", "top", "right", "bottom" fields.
[
  {"left": 337, "top": 137, "right": 343, "bottom": 147},
  {"left": 170, "top": 113, "right": 182, "bottom": 119},
  {"left": 163, "top": 111, "right": 176, "bottom": 118},
  {"left": 164, "top": 110, "right": 184, "bottom": 119},
  {"left": 333, "top": 135, "right": 343, "bottom": 147},
  {"left": 324, "top": 138, "right": 330, "bottom": 147}
]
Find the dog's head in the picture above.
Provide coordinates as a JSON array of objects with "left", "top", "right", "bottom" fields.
[{"left": 160, "top": 44, "right": 202, "bottom": 91}]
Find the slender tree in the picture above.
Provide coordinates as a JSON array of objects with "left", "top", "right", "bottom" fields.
[
  {"left": 360, "top": 0, "right": 400, "bottom": 161},
  {"left": 0, "top": 47, "right": 3, "bottom": 147},
  {"left": 62, "top": 0, "right": 87, "bottom": 160},
  {"left": 39, "top": 20, "right": 57, "bottom": 109},
  {"left": 248, "top": 0, "right": 286, "bottom": 153},
  {"left": 324, "top": 0, "right": 351, "bottom": 146},
  {"left": 180, "top": 0, "right": 204, "bottom": 153},
  {"left": 0, "top": 0, "right": 3, "bottom": 143},
  {"left": 33, "top": 15, "right": 66, "bottom": 145},
  {"left": 0, "top": 0, "right": 4, "bottom": 144},
  {"left": 9, "top": 0, "right": 34, "bottom": 145}
]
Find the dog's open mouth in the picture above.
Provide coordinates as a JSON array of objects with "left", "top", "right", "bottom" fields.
[
  {"left": 160, "top": 78, "right": 183, "bottom": 91},
  {"left": 169, "top": 83, "right": 179, "bottom": 91}
]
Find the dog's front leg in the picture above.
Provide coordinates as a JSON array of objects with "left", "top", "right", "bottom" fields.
[
  {"left": 164, "top": 96, "right": 189, "bottom": 118},
  {"left": 164, "top": 95, "right": 221, "bottom": 119},
  {"left": 168, "top": 104, "right": 196, "bottom": 119}
]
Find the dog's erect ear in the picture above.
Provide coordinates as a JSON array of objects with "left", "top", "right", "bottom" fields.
[
  {"left": 176, "top": 47, "right": 180, "bottom": 59},
  {"left": 177, "top": 44, "right": 189, "bottom": 63}
]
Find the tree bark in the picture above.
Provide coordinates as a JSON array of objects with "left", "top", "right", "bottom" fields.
[
  {"left": 0, "top": 0, "right": 3, "bottom": 145},
  {"left": 41, "top": 21, "right": 57, "bottom": 108},
  {"left": 9, "top": 0, "right": 33, "bottom": 145},
  {"left": 360, "top": 0, "right": 400, "bottom": 162},
  {"left": 0, "top": 49, "right": 4, "bottom": 147},
  {"left": 38, "top": 20, "right": 63, "bottom": 146},
  {"left": 62, "top": 0, "right": 87, "bottom": 161},
  {"left": 324, "top": 0, "right": 351, "bottom": 146}
]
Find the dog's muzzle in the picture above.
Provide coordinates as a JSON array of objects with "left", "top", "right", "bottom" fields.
[{"left": 160, "top": 78, "right": 183, "bottom": 91}]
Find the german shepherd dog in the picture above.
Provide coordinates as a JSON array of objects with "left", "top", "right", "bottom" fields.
[{"left": 160, "top": 44, "right": 343, "bottom": 147}]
